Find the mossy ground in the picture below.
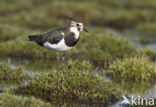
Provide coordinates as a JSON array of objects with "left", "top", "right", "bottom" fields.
[
  {"left": 138, "top": 48, "right": 156, "bottom": 61},
  {"left": 136, "top": 23, "right": 156, "bottom": 37},
  {"left": 0, "top": 93, "right": 51, "bottom": 107},
  {"left": 106, "top": 55, "right": 156, "bottom": 94},
  {"left": 0, "top": 63, "right": 29, "bottom": 84},
  {"left": 11, "top": 69, "right": 121, "bottom": 104},
  {"left": 108, "top": 55, "right": 156, "bottom": 82},
  {"left": 0, "top": 60, "right": 121, "bottom": 105}
]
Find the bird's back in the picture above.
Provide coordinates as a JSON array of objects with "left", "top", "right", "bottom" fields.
[{"left": 29, "top": 27, "right": 68, "bottom": 46}]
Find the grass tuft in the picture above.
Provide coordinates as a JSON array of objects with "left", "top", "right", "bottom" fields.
[
  {"left": 0, "top": 93, "right": 51, "bottom": 107},
  {"left": 0, "top": 64, "right": 29, "bottom": 84},
  {"left": 108, "top": 55, "right": 156, "bottom": 82},
  {"left": 12, "top": 69, "right": 121, "bottom": 103},
  {"left": 67, "top": 60, "right": 93, "bottom": 71}
]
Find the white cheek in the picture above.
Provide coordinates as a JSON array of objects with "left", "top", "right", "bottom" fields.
[{"left": 80, "top": 27, "right": 83, "bottom": 31}]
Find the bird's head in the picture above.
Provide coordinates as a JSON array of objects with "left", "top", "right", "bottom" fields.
[{"left": 67, "top": 17, "right": 88, "bottom": 33}]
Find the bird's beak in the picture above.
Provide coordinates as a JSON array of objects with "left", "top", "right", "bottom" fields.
[{"left": 83, "top": 28, "right": 89, "bottom": 33}]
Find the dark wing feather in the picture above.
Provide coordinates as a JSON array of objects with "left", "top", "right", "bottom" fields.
[{"left": 37, "top": 27, "right": 67, "bottom": 45}]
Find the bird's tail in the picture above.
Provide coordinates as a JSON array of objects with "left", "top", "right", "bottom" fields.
[{"left": 28, "top": 35, "right": 39, "bottom": 41}]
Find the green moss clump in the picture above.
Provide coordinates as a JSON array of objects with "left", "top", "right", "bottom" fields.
[
  {"left": 138, "top": 48, "right": 156, "bottom": 61},
  {"left": 0, "top": 93, "right": 51, "bottom": 107},
  {"left": 108, "top": 55, "right": 156, "bottom": 82},
  {"left": 0, "top": 64, "right": 29, "bottom": 84},
  {"left": 136, "top": 23, "right": 156, "bottom": 37},
  {"left": 67, "top": 60, "right": 93, "bottom": 71},
  {"left": 12, "top": 70, "right": 121, "bottom": 103},
  {"left": 106, "top": 55, "right": 156, "bottom": 94}
]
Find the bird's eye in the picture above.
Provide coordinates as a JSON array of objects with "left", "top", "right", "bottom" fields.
[{"left": 76, "top": 24, "right": 79, "bottom": 27}]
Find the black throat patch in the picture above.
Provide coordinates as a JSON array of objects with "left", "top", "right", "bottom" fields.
[{"left": 64, "top": 32, "right": 79, "bottom": 47}]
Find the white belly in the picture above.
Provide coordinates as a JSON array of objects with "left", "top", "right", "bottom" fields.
[{"left": 43, "top": 39, "right": 73, "bottom": 52}]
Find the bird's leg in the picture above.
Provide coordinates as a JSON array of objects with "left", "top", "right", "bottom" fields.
[
  {"left": 56, "top": 52, "right": 60, "bottom": 69},
  {"left": 62, "top": 52, "right": 66, "bottom": 67}
]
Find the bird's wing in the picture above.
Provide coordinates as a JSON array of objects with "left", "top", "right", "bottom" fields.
[{"left": 42, "top": 28, "right": 67, "bottom": 44}]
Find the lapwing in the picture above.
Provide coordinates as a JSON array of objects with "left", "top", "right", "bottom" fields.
[{"left": 28, "top": 17, "right": 88, "bottom": 66}]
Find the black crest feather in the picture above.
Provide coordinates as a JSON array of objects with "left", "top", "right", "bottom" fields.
[{"left": 66, "top": 16, "right": 77, "bottom": 22}]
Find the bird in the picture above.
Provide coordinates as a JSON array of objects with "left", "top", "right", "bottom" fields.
[{"left": 28, "top": 17, "right": 88, "bottom": 67}]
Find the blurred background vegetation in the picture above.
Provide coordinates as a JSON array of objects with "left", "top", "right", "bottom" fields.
[
  {"left": 0, "top": 0, "right": 156, "bottom": 61},
  {"left": 0, "top": 0, "right": 156, "bottom": 62}
]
